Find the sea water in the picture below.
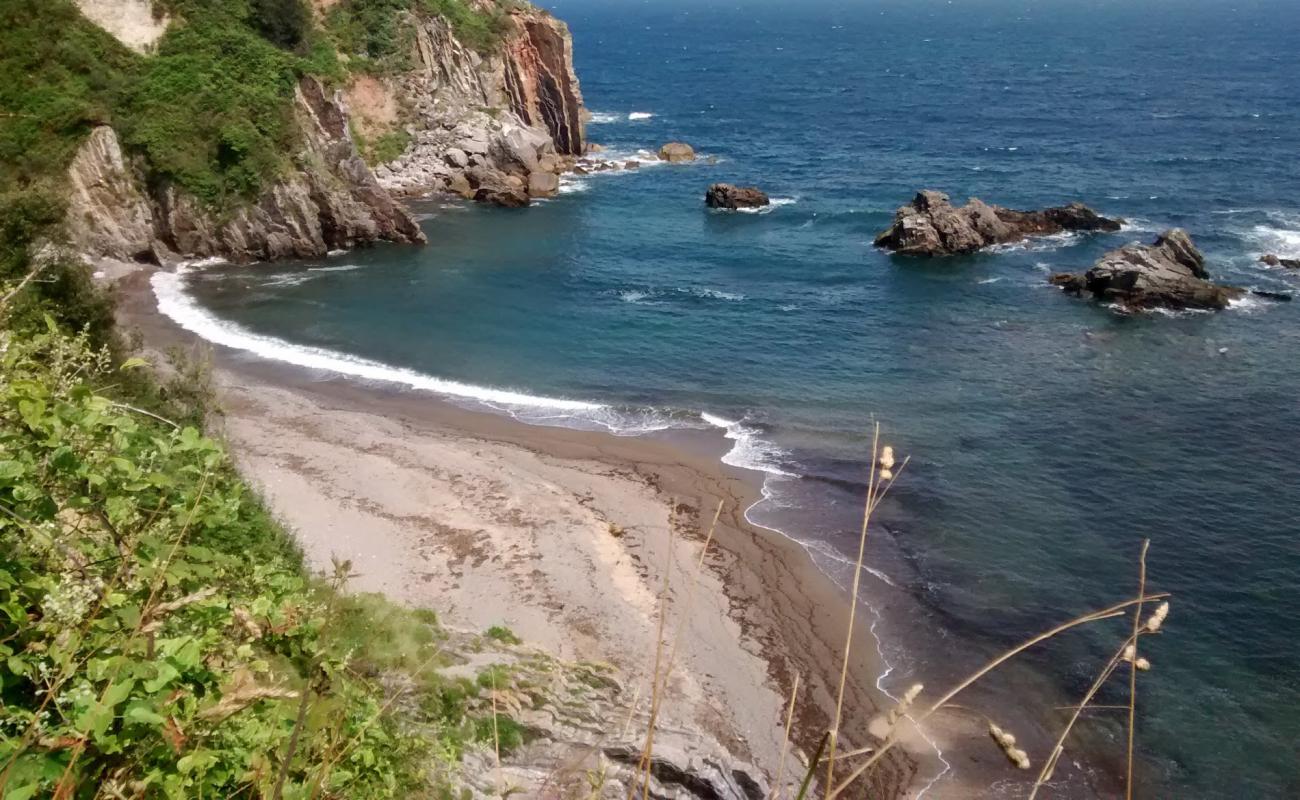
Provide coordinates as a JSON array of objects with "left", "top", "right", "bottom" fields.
[{"left": 169, "top": 1, "right": 1300, "bottom": 795}]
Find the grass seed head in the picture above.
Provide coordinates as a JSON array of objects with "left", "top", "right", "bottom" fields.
[
  {"left": 989, "top": 722, "right": 1031, "bottom": 770},
  {"left": 1144, "top": 601, "right": 1170, "bottom": 633}
]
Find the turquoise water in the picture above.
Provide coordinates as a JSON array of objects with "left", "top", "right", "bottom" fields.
[{"left": 168, "top": 1, "right": 1300, "bottom": 795}]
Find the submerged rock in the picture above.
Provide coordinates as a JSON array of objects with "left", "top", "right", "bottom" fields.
[
  {"left": 1051, "top": 229, "right": 1244, "bottom": 311},
  {"left": 705, "top": 183, "right": 770, "bottom": 210},
  {"left": 1260, "top": 253, "right": 1300, "bottom": 269},
  {"left": 658, "top": 142, "right": 696, "bottom": 162},
  {"left": 873, "top": 190, "right": 1122, "bottom": 256}
]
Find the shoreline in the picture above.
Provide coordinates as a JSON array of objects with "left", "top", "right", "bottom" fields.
[{"left": 113, "top": 265, "right": 1013, "bottom": 798}]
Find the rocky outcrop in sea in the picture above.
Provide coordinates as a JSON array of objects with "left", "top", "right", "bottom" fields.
[
  {"left": 1260, "top": 253, "right": 1300, "bottom": 269},
  {"left": 873, "top": 190, "right": 1122, "bottom": 256},
  {"left": 706, "top": 183, "right": 770, "bottom": 210},
  {"left": 1051, "top": 229, "right": 1245, "bottom": 311},
  {"left": 65, "top": 77, "right": 424, "bottom": 265}
]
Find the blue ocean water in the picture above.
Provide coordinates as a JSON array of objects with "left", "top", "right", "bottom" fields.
[{"left": 169, "top": 1, "right": 1300, "bottom": 795}]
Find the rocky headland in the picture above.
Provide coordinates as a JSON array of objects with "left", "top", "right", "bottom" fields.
[
  {"left": 706, "top": 183, "right": 770, "bottom": 210},
  {"left": 66, "top": 76, "right": 425, "bottom": 266},
  {"left": 874, "top": 190, "right": 1123, "bottom": 256},
  {"left": 371, "top": 8, "right": 589, "bottom": 205},
  {"left": 1050, "top": 229, "right": 1245, "bottom": 311},
  {"left": 63, "top": 0, "right": 593, "bottom": 264}
]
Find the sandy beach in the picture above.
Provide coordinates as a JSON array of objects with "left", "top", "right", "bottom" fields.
[{"left": 110, "top": 267, "right": 1005, "bottom": 798}]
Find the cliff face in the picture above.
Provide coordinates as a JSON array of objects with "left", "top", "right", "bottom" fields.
[
  {"left": 375, "top": 8, "right": 588, "bottom": 200},
  {"left": 63, "top": 2, "right": 586, "bottom": 262},
  {"left": 67, "top": 77, "right": 425, "bottom": 264}
]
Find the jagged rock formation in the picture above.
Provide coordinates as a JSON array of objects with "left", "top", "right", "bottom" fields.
[
  {"left": 874, "top": 190, "right": 1122, "bottom": 256},
  {"left": 66, "top": 77, "right": 424, "bottom": 264},
  {"left": 706, "top": 184, "right": 770, "bottom": 210},
  {"left": 1051, "top": 229, "right": 1244, "bottom": 310},
  {"left": 1261, "top": 253, "right": 1300, "bottom": 269},
  {"left": 375, "top": 9, "right": 587, "bottom": 205},
  {"left": 65, "top": 127, "right": 156, "bottom": 262},
  {"left": 446, "top": 632, "right": 772, "bottom": 800},
  {"left": 659, "top": 142, "right": 696, "bottom": 162}
]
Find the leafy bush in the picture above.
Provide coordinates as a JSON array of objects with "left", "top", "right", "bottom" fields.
[
  {"left": 0, "top": 0, "right": 136, "bottom": 189},
  {"left": 326, "top": 0, "right": 515, "bottom": 72},
  {"left": 0, "top": 318, "right": 504, "bottom": 798},
  {"left": 117, "top": 20, "right": 302, "bottom": 207},
  {"left": 249, "top": 0, "right": 312, "bottom": 50}
]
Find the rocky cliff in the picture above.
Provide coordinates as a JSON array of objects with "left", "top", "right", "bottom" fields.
[
  {"left": 67, "top": 76, "right": 425, "bottom": 265},
  {"left": 374, "top": 8, "right": 588, "bottom": 202}
]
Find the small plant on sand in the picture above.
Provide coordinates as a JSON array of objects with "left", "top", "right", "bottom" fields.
[{"left": 485, "top": 625, "right": 522, "bottom": 645}]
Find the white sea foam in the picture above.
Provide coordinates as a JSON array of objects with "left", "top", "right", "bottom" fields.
[
  {"left": 627, "top": 111, "right": 655, "bottom": 120},
  {"left": 701, "top": 413, "right": 796, "bottom": 477},
  {"left": 987, "top": 231, "right": 1080, "bottom": 254},
  {"left": 307, "top": 264, "right": 364, "bottom": 274},
  {"left": 618, "top": 290, "right": 658, "bottom": 304},
  {"left": 586, "top": 111, "right": 623, "bottom": 124},
  {"left": 687, "top": 287, "right": 745, "bottom": 301},
  {"left": 152, "top": 267, "right": 603, "bottom": 412},
  {"left": 734, "top": 197, "right": 798, "bottom": 215},
  {"left": 558, "top": 178, "right": 590, "bottom": 194},
  {"left": 977, "top": 277, "right": 1003, "bottom": 285},
  {"left": 1248, "top": 221, "right": 1300, "bottom": 258}
]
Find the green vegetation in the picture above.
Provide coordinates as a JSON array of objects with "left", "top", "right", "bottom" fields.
[
  {"left": 355, "top": 127, "right": 413, "bottom": 167},
  {"left": 0, "top": 0, "right": 512, "bottom": 211},
  {"left": 325, "top": 0, "right": 517, "bottom": 73},
  {"left": 483, "top": 625, "right": 521, "bottom": 646},
  {"left": 0, "top": 285, "right": 533, "bottom": 795}
]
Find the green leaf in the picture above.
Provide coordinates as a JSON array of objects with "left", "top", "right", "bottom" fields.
[
  {"left": 119, "top": 357, "right": 150, "bottom": 371},
  {"left": 125, "top": 701, "right": 165, "bottom": 726}
]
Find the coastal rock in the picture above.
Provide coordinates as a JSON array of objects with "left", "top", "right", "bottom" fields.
[
  {"left": 444, "top": 147, "right": 469, "bottom": 168},
  {"left": 527, "top": 170, "right": 560, "bottom": 197},
  {"left": 376, "top": 8, "right": 587, "bottom": 201},
  {"left": 1051, "top": 229, "right": 1244, "bottom": 311},
  {"left": 705, "top": 183, "right": 770, "bottom": 210},
  {"left": 64, "top": 127, "right": 156, "bottom": 262},
  {"left": 1260, "top": 253, "right": 1300, "bottom": 269},
  {"left": 873, "top": 190, "right": 1122, "bottom": 256},
  {"left": 74, "top": 0, "right": 168, "bottom": 53},
  {"left": 473, "top": 183, "right": 530, "bottom": 208},
  {"left": 65, "top": 77, "right": 424, "bottom": 264},
  {"left": 659, "top": 142, "right": 696, "bottom": 162}
]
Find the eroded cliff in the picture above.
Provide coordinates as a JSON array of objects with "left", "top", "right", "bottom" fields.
[
  {"left": 373, "top": 8, "right": 588, "bottom": 201},
  {"left": 67, "top": 75, "right": 425, "bottom": 265}
]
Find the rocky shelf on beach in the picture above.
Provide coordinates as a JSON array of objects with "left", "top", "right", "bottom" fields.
[
  {"left": 874, "top": 190, "right": 1123, "bottom": 256},
  {"left": 1050, "top": 229, "right": 1257, "bottom": 311}
]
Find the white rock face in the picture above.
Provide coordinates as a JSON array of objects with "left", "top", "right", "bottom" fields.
[
  {"left": 65, "top": 127, "right": 155, "bottom": 261},
  {"left": 74, "top": 0, "right": 169, "bottom": 53}
]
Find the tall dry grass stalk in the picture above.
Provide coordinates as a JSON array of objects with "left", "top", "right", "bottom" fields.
[
  {"left": 631, "top": 500, "right": 722, "bottom": 800},
  {"left": 825, "top": 425, "right": 908, "bottom": 792},
  {"left": 826, "top": 589, "right": 1168, "bottom": 798},
  {"left": 769, "top": 671, "right": 801, "bottom": 800},
  {"left": 1126, "top": 539, "right": 1151, "bottom": 799}
]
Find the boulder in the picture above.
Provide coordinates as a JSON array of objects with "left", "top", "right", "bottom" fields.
[
  {"left": 658, "top": 142, "right": 696, "bottom": 162},
  {"left": 1260, "top": 253, "right": 1300, "bottom": 269},
  {"left": 624, "top": 161, "right": 640, "bottom": 170},
  {"left": 447, "top": 172, "right": 473, "bottom": 199},
  {"left": 443, "top": 147, "right": 469, "bottom": 168},
  {"left": 873, "top": 190, "right": 1123, "bottom": 256},
  {"left": 705, "top": 183, "right": 770, "bottom": 210},
  {"left": 528, "top": 171, "right": 559, "bottom": 198},
  {"left": 1052, "top": 229, "right": 1244, "bottom": 311},
  {"left": 474, "top": 184, "right": 530, "bottom": 208}
]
